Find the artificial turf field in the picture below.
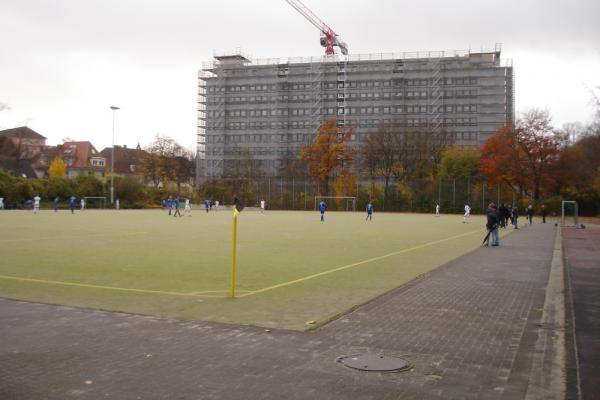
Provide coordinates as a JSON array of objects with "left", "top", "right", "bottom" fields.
[{"left": 0, "top": 209, "right": 495, "bottom": 331}]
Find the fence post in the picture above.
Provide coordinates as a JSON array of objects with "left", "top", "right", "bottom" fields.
[
  {"left": 304, "top": 178, "right": 307, "bottom": 210},
  {"left": 453, "top": 179, "right": 456, "bottom": 210},
  {"left": 467, "top": 177, "right": 470, "bottom": 204},
  {"left": 292, "top": 177, "right": 295, "bottom": 210},
  {"left": 482, "top": 182, "right": 485, "bottom": 212}
]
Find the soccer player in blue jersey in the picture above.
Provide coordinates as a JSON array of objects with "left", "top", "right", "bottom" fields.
[
  {"left": 319, "top": 200, "right": 327, "bottom": 222},
  {"left": 165, "top": 197, "right": 171, "bottom": 215},
  {"left": 68, "top": 196, "right": 76, "bottom": 214},
  {"left": 366, "top": 202, "right": 373, "bottom": 221},
  {"left": 173, "top": 197, "right": 181, "bottom": 217}
]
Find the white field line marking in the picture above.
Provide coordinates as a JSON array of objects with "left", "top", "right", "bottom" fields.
[{"left": 238, "top": 229, "right": 481, "bottom": 298}]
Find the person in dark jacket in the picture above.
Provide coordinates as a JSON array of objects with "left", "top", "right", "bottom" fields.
[
  {"left": 541, "top": 204, "right": 547, "bottom": 223},
  {"left": 499, "top": 203, "right": 509, "bottom": 228},
  {"left": 526, "top": 204, "right": 534, "bottom": 225},
  {"left": 512, "top": 206, "right": 519, "bottom": 229},
  {"left": 485, "top": 203, "right": 500, "bottom": 246}
]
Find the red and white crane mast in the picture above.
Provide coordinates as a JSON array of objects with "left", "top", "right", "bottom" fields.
[{"left": 284, "top": 0, "right": 348, "bottom": 55}]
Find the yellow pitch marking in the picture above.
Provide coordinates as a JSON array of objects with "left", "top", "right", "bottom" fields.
[
  {"left": 189, "top": 290, "right": 251, "bottom": 295},
  {"left": 0, "top": 231, "right": 149, "bottom": 243},
  {"left": 238, "top": 229, "right": 481, "bottom": 298},
  {"left": 0, "top": 275, "right": 224, "bottom": 298}
]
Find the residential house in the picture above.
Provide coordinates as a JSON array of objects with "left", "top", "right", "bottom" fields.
[
  {"left": 100, "top": 144, "right": 147, "bottom": 179},
  {"left": 0, "top": 156, "right": 37, "bottom": 178},
  {"left": 0, "top": 126, "right": 48, "bottom": 178},
  {"left": 61, "top": 141, "right": 106, "bottom": 178}
]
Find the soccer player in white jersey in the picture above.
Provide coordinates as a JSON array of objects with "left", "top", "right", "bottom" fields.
[
  {"left": 33, "top": 195, "right": 41, "bottom": 214},
  {"left": 435, "top": 203, "right": 440, "bottom": 217},
  {"left": 463, "top": 203, "right": 471, "bottom": 223},
  {"left": 80, "top": 198, "right": 85, "bottom": 211},
  {"left": 260, "top": 200, "right": 265, "bottom": 213},
  {"left": 184, "top": 198, "right": 191, "bottom": 216}
]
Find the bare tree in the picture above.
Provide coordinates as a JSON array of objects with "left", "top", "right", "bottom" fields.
[
  {"left": 140, "top": 134, "right": 194, "bottom": 190},
  {"left": 361, "top": 123, "right": 402, "bottom": 209}
]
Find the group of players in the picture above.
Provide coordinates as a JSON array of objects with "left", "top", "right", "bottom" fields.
[
  {"left": 1, "top": 195, "right": 87, "bottom": 214},
  {"left": 163, "top": 196, "right": 192, "bottom": 217},
  {"left": 3, "top": 195, "right": 545, "bottom": 229}
]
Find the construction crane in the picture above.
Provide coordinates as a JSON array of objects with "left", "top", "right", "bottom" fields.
[{"left": 284, "top": 0, "right": 348, "bottom": 56}]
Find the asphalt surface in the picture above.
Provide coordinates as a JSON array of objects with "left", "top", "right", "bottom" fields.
[{"left": 0, "top": 221, "right": 571, "bottom": 399}]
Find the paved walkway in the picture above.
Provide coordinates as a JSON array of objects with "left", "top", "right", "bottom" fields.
[{"left": 1, "top": 222, "right": 563, "bottom": 400}]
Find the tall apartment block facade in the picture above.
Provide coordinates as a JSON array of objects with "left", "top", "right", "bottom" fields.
[{"left": 197, "top": 46, "right": 514, "bottom": 181}]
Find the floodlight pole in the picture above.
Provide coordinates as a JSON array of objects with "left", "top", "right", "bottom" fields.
[{"left": 110, "top": 106, "right": 120, "bottom": 205}]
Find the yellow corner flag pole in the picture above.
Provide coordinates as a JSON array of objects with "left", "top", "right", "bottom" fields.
[{"left": 230, "top": 206, "right": 239, "bottom": 299}]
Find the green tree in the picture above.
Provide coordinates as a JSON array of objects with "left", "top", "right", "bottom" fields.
[
  {"left": 439, "top": 147, "right": 480, "bottom": 180},
  {"left": 0, "top": 166, "right": 17, "bottom": 201},
  {"left": 116, "top": 175, "right": 147, "bottom": 206},
  {"left": 74, "top": 175, "right": 104, "bottom": 198},
  {"left": 46, "top": 177, "right": 74, "bottom": 200}
]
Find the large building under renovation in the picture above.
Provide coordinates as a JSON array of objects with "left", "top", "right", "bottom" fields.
[{"left": 197, "top": 46, "right": 514, "bottom": 181}]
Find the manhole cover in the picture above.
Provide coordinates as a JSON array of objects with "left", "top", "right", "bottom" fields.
[{"left": 338, "top": 354, "right": 410, "bottom": 372}]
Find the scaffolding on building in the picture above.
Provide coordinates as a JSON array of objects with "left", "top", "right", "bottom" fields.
[{"left": 197, "top": 45, "right": 511, "bottom": 181}]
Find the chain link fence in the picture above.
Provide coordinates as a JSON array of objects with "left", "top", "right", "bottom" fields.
[{"left": 199, "top": 176, "right": 527, "bottom": 214}]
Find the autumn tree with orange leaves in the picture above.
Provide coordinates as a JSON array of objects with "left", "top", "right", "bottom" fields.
[
  {"left": 479, "top": 109, "right": 565, "bottom": 200},
  {"left": 300, "top": 118, "right": 355, "bottom": 195}
]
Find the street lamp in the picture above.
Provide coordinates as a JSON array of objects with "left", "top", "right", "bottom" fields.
[{"left": 110, "top": 106, "right": 120, "bottom": 205}]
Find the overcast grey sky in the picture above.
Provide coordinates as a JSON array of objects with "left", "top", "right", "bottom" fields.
[{"left": 1, "top": 0, "right": 599, "bottom": 151}]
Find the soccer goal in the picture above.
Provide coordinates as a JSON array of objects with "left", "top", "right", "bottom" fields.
[
  {"left": 561, "top": 200, "right": 579, "bottom": 227},
  {"left": 84, "top": 196, "right": 106, "bottom": 209},
  {"left": 314, "top": 196, "right": 356, "bottom": 212}
]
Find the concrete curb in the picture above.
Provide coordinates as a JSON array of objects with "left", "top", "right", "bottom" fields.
[{"left": 525, "top": 227, "right": 566, "bottom": 399}]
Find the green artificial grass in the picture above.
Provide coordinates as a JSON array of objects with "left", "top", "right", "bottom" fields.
[{"left": 0, "top": 209, "right": 497, "bottom": 330}]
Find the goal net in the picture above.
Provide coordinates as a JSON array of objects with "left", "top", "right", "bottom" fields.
[
  {"left": 561, "top": 200, "right": 579, "bottom": 227},
  {"left": 314, "top": 196, "right": 356, "bottom": 212},
  {"left": 84, "top": 196, "right": 106, "bottom": 209}
]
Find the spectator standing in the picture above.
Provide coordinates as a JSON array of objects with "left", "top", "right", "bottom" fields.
[
  {"left": 484, "top": 203, "right": 500, "bottom": 246},
  {"left": 541, "top": 204, "right": 547, "bottom": 223},
  {"left": 527, "top": 204, "right": 534, "bottom": 225}
]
